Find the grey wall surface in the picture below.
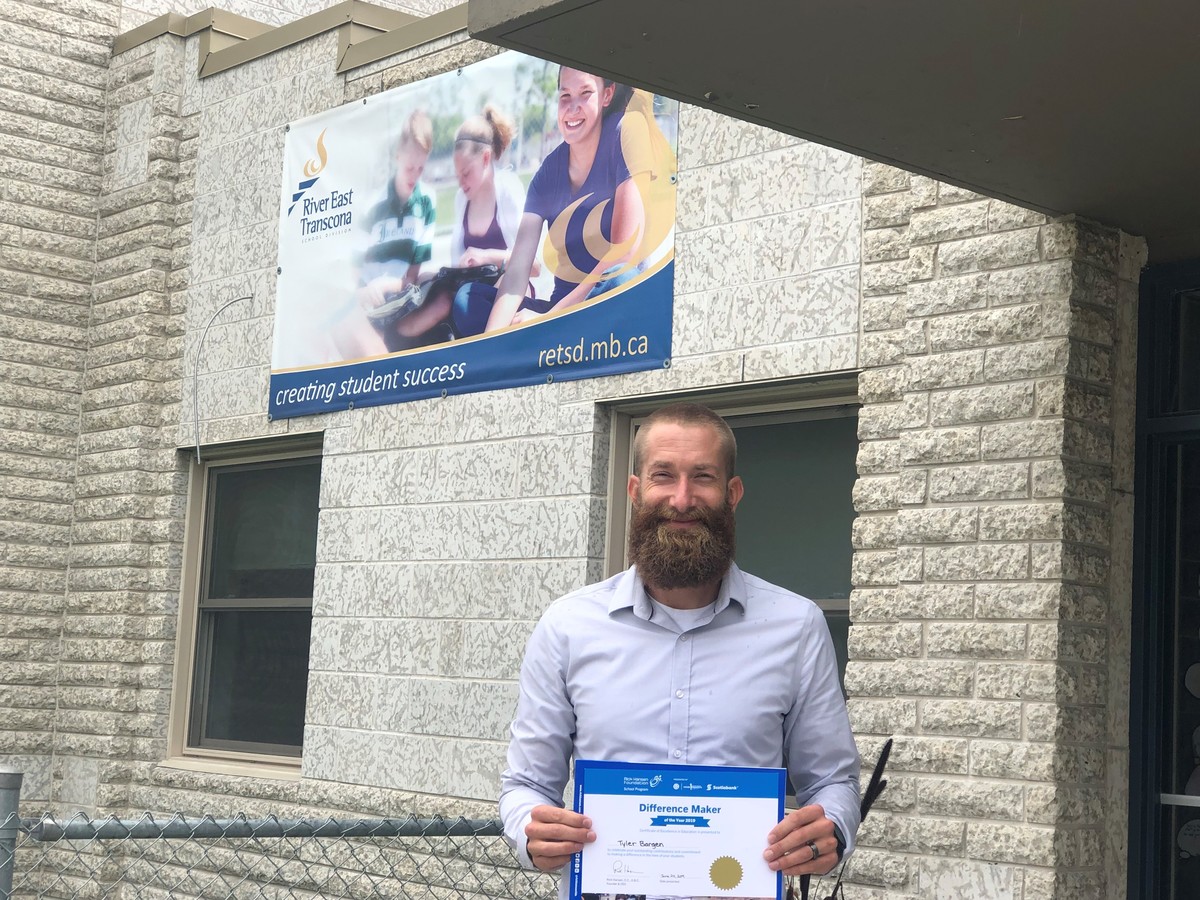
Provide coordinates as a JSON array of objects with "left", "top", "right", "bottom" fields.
[{"left": 0, "top": 4, "right": 1148, "bottom": 899}]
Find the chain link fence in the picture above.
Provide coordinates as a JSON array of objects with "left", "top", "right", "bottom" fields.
[{"left": 0, "top": 772, "right": 554, "bottom": 900}]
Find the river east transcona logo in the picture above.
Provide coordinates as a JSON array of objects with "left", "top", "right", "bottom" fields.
[{"left": 287, "top": 129, "right": 354, "bottom": 240}]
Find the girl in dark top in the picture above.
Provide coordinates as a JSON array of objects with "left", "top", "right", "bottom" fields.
[{"left": 453, "top": 67, "right": 644, "bottom": 337}]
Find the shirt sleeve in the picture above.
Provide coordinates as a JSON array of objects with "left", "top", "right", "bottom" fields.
[
  {"left": 412, "top": 188, "right": 436, "bottom": 265},
  {"left": 499, "top": 609, "right": 576, "bottom": 869},
  {"left": 782, "top": 611, "right": 862, "bottom": 857},
  {"left": 523, "top": 151, "right": 558, "bottom": 223}
]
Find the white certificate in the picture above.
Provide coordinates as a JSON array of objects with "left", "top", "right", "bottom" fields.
[{"left": 571, "top": 760, "right": 785, "bottom": 900}]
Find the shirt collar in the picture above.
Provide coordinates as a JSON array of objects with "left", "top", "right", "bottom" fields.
[{"left": 610, "top": 563, "right": 747, "bottom": 621}]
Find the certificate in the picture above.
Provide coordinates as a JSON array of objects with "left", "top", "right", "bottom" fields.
[{"left": 571, "top": 760, "right": 785, "bottom": 900}]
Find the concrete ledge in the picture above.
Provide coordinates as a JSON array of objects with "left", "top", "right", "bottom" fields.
[{"left": 111, "top": 2, "right": 452, "bottom": 79}]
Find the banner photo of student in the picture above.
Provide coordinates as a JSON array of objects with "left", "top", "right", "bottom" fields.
[{"left": 270, "top": 51, "right": 679, "bottom": 419}]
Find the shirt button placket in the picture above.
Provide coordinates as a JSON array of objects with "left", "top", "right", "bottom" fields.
[{"left": 668, "top": 630, "right": 693, "bottom": 763}]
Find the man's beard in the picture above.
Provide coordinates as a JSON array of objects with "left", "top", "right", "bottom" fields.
[{"left": 628, "top": 497, "right": 736, "bottom": 590}]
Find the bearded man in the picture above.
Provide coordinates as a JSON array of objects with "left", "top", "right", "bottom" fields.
[{"left": 499, "top": 402, "right": 860, "bottom": 891}]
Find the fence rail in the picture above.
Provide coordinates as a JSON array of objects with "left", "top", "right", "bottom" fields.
[{"left": 1, "top": 811, "right": 554, "bottom": 900}]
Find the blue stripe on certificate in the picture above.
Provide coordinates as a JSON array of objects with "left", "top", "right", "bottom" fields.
[{"left": 571, "top": 760, "right": 785, "bottom": 900}]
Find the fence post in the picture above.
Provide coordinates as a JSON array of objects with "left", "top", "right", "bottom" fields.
[{"left": 0, "top": 769, "right": 21, "bottom": 900}]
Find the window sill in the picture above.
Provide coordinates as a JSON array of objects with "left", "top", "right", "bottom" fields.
[{"left": 158, "top": 754, "right": 303, "bottom": 782}]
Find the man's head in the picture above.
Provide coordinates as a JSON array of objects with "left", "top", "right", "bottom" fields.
[{"left": 626, "top": 404, "right": 743, "bottom": 590}]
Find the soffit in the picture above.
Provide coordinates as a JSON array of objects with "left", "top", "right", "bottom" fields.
[{"left": 470, "top": 0, "right": 1200, "bottom": 262}]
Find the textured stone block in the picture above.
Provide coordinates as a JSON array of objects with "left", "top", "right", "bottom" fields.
[
  {"left": 862, "top": 162, "right": 910, "bottom": 196},
  {"left": 853, "top": 474, "right": 899, "bottom": 513},
  {"left": 858, "top": 402, "right": 905, "bottom": 441},
  {"left": 897, "top": 506, "right": 978, "bottom": 543},
  {"left": 859, "top": 366, "right": 905, "bottom": 403},
  {"left": 938, "top": 229, "right": 1040, "bottom": 276},
  {"left": 918, "top": 858, "right": 1018, "bottom": 900},
  {"left": 849, "top": 588, "right": 898, "bottom": 623},
  {"left": 852, "top": 549, "right": 897, "bottom": 587},
  {"left": 974, "top": 582, "right": 1062, "bottom": 619},
  {"left": 927, "top": 621, "right": 1027, "bottom": 657},
  {"left": 898, "top": 468, "right": 928, "bottom": 505},
  {"left": 857, "top": 438, "right": 900, "bottom": 475},
  {"left": 981, "top": 419, "right": 1064, "bottom": 460},
  {"left": 908, "top": 201, "right": 989, "bottom": 246},
  {"left": 1032, "top": 458, "right": 1110, "bottom": 504},
  {"left": 844, "top": 847, "right": 910, "bottom": 888},
  {"left": 862, "top": 259, "right": 910, "bottom": 298},
  {"left": 965, "top": 822, "right": 1056, "bottom": 866},
  {"left": 920, "top": 699, "right": 1022, "bottom": 738},
  {"left": 899, "top": 427, "right": 979, "bottom": 465},
  {"left": 905, "top": 349, "right": 985, "bottom": 391},
  {"left": 928, "top": 305, "right": 1044, "bottom": 352},
  {"left": 853, "top": 514, "right": 897, "bottom": 550},
  {"left": 978, "top": 503, "right": 1062, "bottom": 541},
  {"left": 890, "top": 583, "right": 974, "bottom": 619},
  {"left": 976, "top": 663, "right": 1065, "bottom": 701},
  {"left": 863, "top": 225, "right": 908, "bottom": 263},
  {"left": 917, "top": 776, "right": 1024, "bottom": 818},
  {"left": 930, "top": 382, "right": 1034, "bottom": 425},
  {"left": 860, "top": 811, "right": 965, "bottom": 854},
  {"left": 910, "top": 175, "right": 938, "bottom": 208},
  {"left": 1025, "top": 703, "right": 1106, "bottom": 746},
  {"left": 895, "top": 545, "right": 924, "bottom": 582},
  {"left": 909, "top": 243, "right": 936, "bottom": 281},
  {"left": 847, "top": 697, "right": 918, "bottom": 733},
  {"left": 864, "top": 192, "right": 913, "bottom": 229},
  {"left": 969, "top": 740, "right": 1103, "bottom": 784},
  {"left": 928, "top": 463, "right": 1028, "bottom": 502},
  {"left": 847, "top": 623, "right": 903, "bottom": 660}
]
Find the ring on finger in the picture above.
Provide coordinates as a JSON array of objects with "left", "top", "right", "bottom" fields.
[{"left": 805, "top": 840, "right": 819, "bottom": 861}]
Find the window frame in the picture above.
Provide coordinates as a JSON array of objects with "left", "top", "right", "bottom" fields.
[{"left": 165, "top": 436, "right": 323, "bottom": 775}]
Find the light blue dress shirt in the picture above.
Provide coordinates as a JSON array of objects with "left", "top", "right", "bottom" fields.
[{"left": 500, "top": 563, "right": 861, "bottom": 873}]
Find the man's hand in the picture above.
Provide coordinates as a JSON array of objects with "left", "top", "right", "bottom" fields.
[
  {"left": 525, "top": 805, "right": 596, "bottom": 872},
  {"left": 762, "top": 804, "right": 839, "bottom": 877}
]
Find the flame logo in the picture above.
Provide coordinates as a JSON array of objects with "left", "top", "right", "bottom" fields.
[{"left": 303, "top": 129, "right": 328, "bottom": 178}]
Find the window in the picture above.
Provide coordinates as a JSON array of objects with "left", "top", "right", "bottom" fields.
[
  {"left": 170, "top": 442, "right": 321, "bottom": 766},
  {"left": 607, "top": 383, "right": 858, "bottom": 683}
]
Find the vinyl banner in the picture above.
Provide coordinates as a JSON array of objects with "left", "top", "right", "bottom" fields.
[{"left": 270, "top": 52, "right": 678, "bottom": 419}]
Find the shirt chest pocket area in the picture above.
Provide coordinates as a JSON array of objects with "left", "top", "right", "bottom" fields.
[{"left": 690, "top": 663, "right": 792, "bottom": 741}]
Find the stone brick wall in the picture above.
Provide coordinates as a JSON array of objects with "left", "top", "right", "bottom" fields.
[
  {"left": 0, "top": 6, "right": 1154, "bottom": 900},
  {"left": 849, "top": 164, "right": 1144, "bottom": 899},
  {"left": 0, "top": 0, "right": 126, "bottom": 805},
  {"left": 50, "top": 32, "right": 197, "bottom": 816}
]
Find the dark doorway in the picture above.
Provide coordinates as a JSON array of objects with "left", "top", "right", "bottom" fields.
[{"left": 1133, "top": 263, "right": 1200, "bottom": 899}]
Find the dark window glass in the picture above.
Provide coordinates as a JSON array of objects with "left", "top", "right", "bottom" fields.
[
  {"left": 1166, "top": 290, "right": 1200, "bottom": 414},
  {"left": 206, "top": 461, "right": 321, "bottom": 600},
  {"left": 731, "top": 413, "right": 857, "bottom": 684},
  {"left": 197, "top": 609, "right": 312, "bottom": 750},
  {"left": 190, "top": 456, "right": 319, "bottom": 756}
]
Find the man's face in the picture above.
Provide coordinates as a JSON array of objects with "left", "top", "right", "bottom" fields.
[{"left": 626, "top": 422, "right": 743, "bottom": 590}]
